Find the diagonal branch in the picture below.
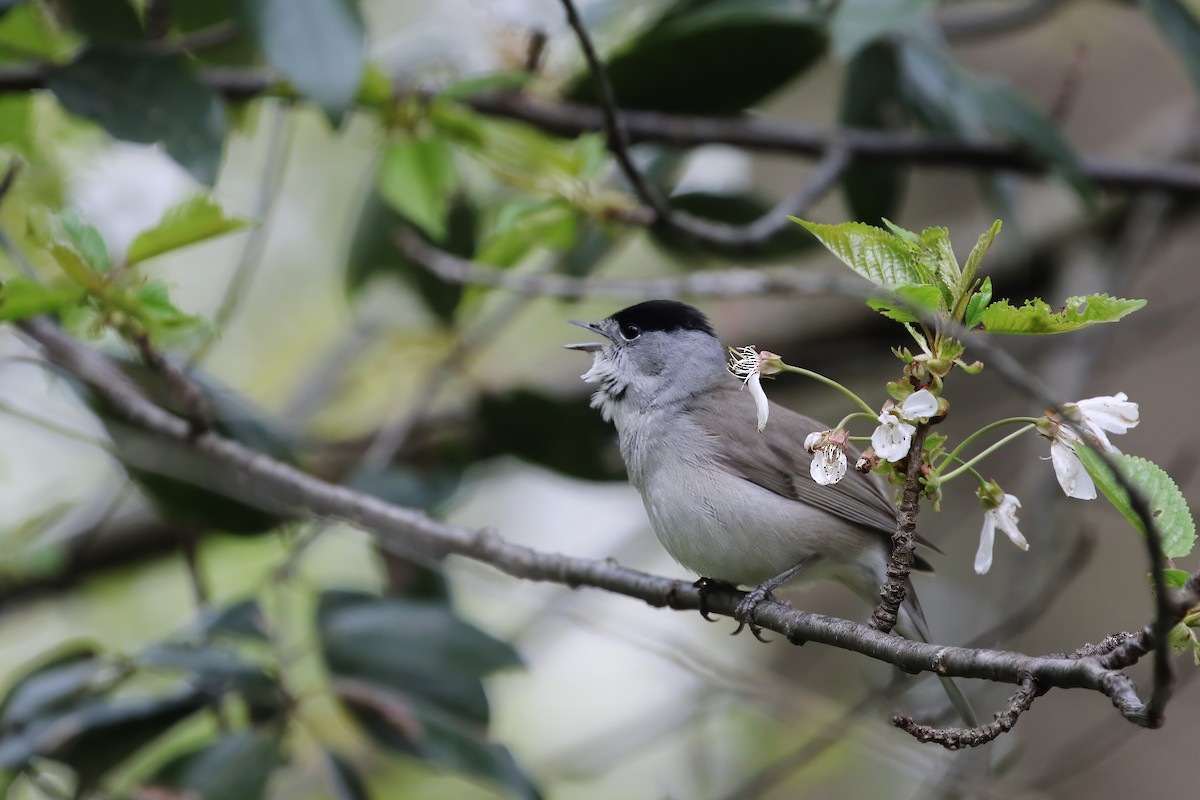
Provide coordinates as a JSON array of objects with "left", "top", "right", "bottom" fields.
[{"left": 15, "top": 314, "right": 1198, "bottom": 746}]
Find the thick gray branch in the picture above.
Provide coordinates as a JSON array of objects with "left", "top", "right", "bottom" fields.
[{"left": 16, "top": 316, "right": 1187, "bottom": 734}]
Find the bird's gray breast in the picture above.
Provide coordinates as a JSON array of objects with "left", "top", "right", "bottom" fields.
[{"left": 617, "top": 407, "right": 878, "bottom": 588}]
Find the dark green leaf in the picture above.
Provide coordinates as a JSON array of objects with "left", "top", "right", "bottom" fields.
[
  {"left": 232, "top": 0, "right": 365, "bottom": 121},
  {"left": 830, "top": 0, "right": 933, "bottom": 60},
  {"left": 0, "top": 94, "right": 34, "bottom": 153},
  {"left": 54, "top": 0, "right": 143, "bottom": 40},
  {"left": 566, "top": 0, "right": 826, "bottom": 114},
  {"left": 377, "top": 137, "right": 458, "bottom": 242},
  {"left": 319, "top": 590, "right": 521, "bottom": 726},
  {"left": 345, "top": 466, "right": 461, "bottom": 514},
  {"left": 839, "top": 42, "right": 908, "bottom": 226},
  {"left": 332, "top": 683, "right": 540, "bottom": 800},
  {"left": 0, "top": 690, "right": 206, "bottom": 787},
  {"left": 0, "top": 278, "right": 86, "bottom": 322},
  {"left": 980, "top": 294, "right": 1146, "bottom": 334},
  {"left": 126, "top": 195, "right": 251, "bottom": 266},
  {"left": 0, "top": 644, "right": 103, "bottom": 730},
  {"left": 142, "top": 731, "right": 280, "bottom": 800},
  {"left": 193, "top": 598, "right": 270, "bottom": 641},
  {"left": 324, "top": 749, "right": 372, "bottom": 800},
  {"left": 897, "top": 39, "right": 1091, "bottom": 200},
  {"left": 478, "top": 390, "right": 625, "bottom": 481},
  {"left": 344, "top": 188, "right": 474, "bottom": 323},
  {"left": 1143, "top": 0, "right": 1200, "bottom": 99},
  {"left": 48, "top": 45, "right": 227, "bottom": 184},
  {"left": 137, "top": 643, "right": 278, "bottom": 708},
  {"left": 172, "top": 0, "right": 260, "bottom": 66},
  {"left": 1076, "top": 448, "right": 1197, "bottom": 559}
]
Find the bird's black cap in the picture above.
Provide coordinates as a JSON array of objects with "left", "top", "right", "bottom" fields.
[{"left": 609, "top": 300, "right": 715, "bottom": 338}]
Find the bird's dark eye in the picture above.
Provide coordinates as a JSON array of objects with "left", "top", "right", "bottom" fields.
[{"left": 620, "top": 322, "right": 641, "bottom": 340}]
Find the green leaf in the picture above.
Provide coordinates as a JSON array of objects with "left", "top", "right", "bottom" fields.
[
  {"left": 964, "top": 276, "right": 992, "bottom": 329},
  {"left": 916, "top": 225, "right": 958, "bottom": 303},
  {"left": 172, "top": 0, "right": 261, "bottom": 67},
  {"left": 565, "top": 0, "right": 826, "bottom": 115},
  {"left": 48, "top": 45, "right": 227, "bottom": 184},
  {"left": 142, "top": 732, "right": 280, "bottom": 800},
  {"left": 979, "top": 294, "right": 1146, "bottom": 334},
  {"left": 477, "top": 198, "right": 576, "bottom": 268},
  {"left": 55, "top": 0, "right": 143, "bottom": 40},
  {"left": 324, "top": 749, "right": 371, "bottom": 800},
  {"left": 958, "top": 219, "right": 1002, "bottom": 300},
  {"left": 64, "top": 221, "right": 110, "bottom": 274},
  {"left": 232, "top": 0, "right": 365, "bottom": 122},
  {"left": 866, "top": 283, "right": 943, "bottom": 323},
  {"left": 1162, "top": 568, "right": 1192, "bottom": 589},
  {"left": 1143, "top": 0, "right": 1200, "bottom": 99},
  {"left": 193, "top": 598, "right": 271, "bottom": 642},
  {"left": 1076, "top": 448, "right": 1197, "bottom": 559},
  {"left": 0, "top": 278, "right": 86, "bottom": 321},
  {"left": 830, "top": 0, "right": 934, "bottom": 60},
  {"left": 130, "top": 280, "right": 200, "bottom": 332},
  {"left": 791, "top": 218, "right": 934, "bottom": 287},
  {"left": 377, "top": 137, "right": 458, "bottom": 242},
  {"left": 126, "top": 195, "right": 251, "bottom": 265},
  {"left": 839, "top": 42, "right": 908, "bottom": 226},
  {"left": 136, "top": 643, "right": 279, "bottom": 712}
]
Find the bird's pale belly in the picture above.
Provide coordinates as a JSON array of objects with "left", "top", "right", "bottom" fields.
[{"left": 638, "top": 465, "right": 876, "bottom": 590}]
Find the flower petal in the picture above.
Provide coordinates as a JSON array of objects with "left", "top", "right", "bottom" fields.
[
  {"left": 810, "top": 445, "right": 847, "bottom": 485},
  {"left": 996, "top": 495, "right": 1028, "bottom": 550},
  {"left": 1050, "top": 439, "right": 1096, "bottom": 500},
  {"left": 901, "top": 389, "right": 938, "bottom": 420},
  {"left": 871, "top": 414, "right": 915, "bottom": 462},
  {"left": 1075, "top": 392, "right": 1139, "bottom": 435},
  {"left": 748, "top": 373, "right": 769, "bottom": 432},
  {"left": 975, "top": 512, "right": 997, "bottom": 575}
]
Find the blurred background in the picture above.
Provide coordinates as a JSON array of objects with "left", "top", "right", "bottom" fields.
[{"left": 0, "top": 0, "right": 1198, "bottom": 798}]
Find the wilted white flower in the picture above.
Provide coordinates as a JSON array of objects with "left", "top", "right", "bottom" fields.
[
  {"left": 727, "top": 346, "right": 782, "bottom": 432},
  {"left": 811, "top": 445, "right": 847, "bottom": 485},
  {"left": 975, "top": 493, "right": 1028, "bottom": 575},
  {"left": 1045, "top": 393, "right": 1139, "bottom": 500}
]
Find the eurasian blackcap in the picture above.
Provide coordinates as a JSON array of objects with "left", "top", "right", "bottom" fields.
[{"left": 566, "top": 300, "right": 976, "bottom": 724}]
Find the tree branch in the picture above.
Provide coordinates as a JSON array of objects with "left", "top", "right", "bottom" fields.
[
  {"left": 870, "top": 423, "right": 929, "bottom": 634},
  {"left": 15, "top": 315, "right": 1197, "bottom": 744},
  {"left": 395, "top": 228, "right": 873, "bottom": 300},
  {"left": 893, "top": 675, "right": 1041, "bottom": 748}
]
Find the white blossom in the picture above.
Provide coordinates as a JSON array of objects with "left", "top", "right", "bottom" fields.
[
  {"left": 975, "top": 494, "right": 1028, "bottom": 575},
  {"left": 872, "top": 413, "right": 916, "bottom": 462},
  {"left": 811, "top": 445, "right": 847, "bottom": 486},
  {"left": 803, "top": 431, "right": 823, "bottom": 452},
  {"left": 1046, "top": 393, "right": 1139, "bottom": 500}
]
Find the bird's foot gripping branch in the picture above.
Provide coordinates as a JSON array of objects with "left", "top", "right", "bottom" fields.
[{"left": 724, "top": 217, "right": 1198, "bottom": 743}]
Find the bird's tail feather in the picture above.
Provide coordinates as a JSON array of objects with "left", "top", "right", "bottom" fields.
[{"left": 899, "top": 578, "right": 979, "bottom": 728}]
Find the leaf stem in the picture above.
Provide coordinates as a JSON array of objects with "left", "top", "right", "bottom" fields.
[{"left": 937, "top": 417, "right": 1040, "bottom": 473}]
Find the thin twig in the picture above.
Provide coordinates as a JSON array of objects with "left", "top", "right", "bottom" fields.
[
  {"left": 893, "top": 675, "right": 1041, "bottom": 748},
  {"left": 131, "top": 331, "right": 211, "bottom": 435},
  {"left": 557, "top": 0, "right": 671, "bottom": 221}
]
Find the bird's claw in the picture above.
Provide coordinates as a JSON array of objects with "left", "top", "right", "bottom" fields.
[
  {"left": 694, "top": 577, "right": 734, "bottom": 623},
  {"left": 733, "top": 585, "right": 775, "bottom": 642}
]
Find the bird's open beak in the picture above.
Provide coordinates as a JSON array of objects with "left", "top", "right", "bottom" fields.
[{"left": 563, "top": 319, "right": 607, "bottom": 352}]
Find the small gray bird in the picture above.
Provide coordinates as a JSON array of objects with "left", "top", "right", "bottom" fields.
[{"left": 566, "top": 299, "right": 975, "bottom": 723}]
